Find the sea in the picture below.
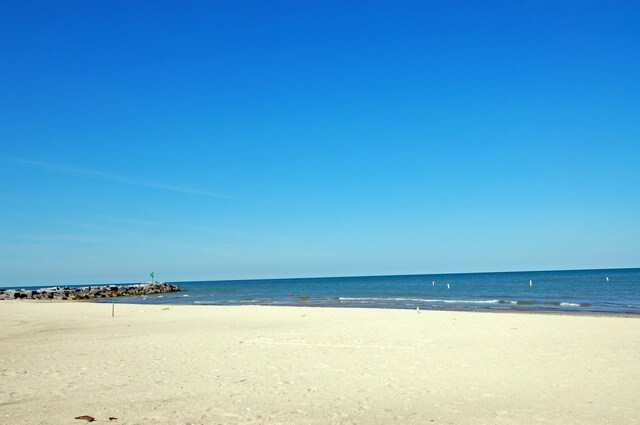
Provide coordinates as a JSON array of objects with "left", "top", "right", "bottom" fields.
[{"left": 92, "top": 268, "right": 640, "bottom": 315}]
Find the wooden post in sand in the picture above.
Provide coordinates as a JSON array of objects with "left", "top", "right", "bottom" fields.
[{"left": 112, "top": 297, "right": 115, "bottom": 317}]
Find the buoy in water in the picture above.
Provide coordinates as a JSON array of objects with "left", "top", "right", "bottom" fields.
[
  {"left": 289, "top": 292, "right": 292, "bottom": 297},
  {"left": 447, "top": 283, "right": 450, "bottom": 289},
  {"left": 529, "top": 280, "right": 532, "bottom": 287}
]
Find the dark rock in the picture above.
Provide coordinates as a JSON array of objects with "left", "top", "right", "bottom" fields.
[{"left": 1, "top": 282, "right": 181, "bottom": 301}]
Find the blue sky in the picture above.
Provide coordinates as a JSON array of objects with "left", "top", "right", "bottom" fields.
[{"left": 1, "top": 1, "right": 639, "bottom": 286}]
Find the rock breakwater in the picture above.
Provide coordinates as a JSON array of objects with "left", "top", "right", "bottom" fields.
[{"left": 0, "top": 282, "right": 181, "bottom": 301}]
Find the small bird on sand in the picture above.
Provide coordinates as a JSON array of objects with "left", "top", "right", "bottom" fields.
[{"left": 416, "top": 307, "right": 420, "bottom": 313}]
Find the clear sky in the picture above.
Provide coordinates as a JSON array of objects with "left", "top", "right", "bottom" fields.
[{"left": 1, "top": 1, "right": 639, "bottom": 286}]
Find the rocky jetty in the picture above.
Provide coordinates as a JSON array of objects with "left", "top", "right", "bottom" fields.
[{"left": 0, "top": 282, "right": 181, "bottom": 301}]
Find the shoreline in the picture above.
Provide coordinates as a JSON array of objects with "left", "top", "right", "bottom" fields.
[
  {"left": 8, "top": 297, "right": 640, "bottom": 318},
  {"left": 91, "top": 298, "right": 640, "bottom": 318}
]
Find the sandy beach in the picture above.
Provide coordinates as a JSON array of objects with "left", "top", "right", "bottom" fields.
[{"left": 1, "top": 302, "right": 638, "bottom": 424}]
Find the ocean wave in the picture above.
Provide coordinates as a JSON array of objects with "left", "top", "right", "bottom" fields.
[
  {"left": 338, "top": 297, "right": 502, "bottom": 304},
  {"left": 514, "top": 300, "right": 590, "bottom": 307},
  {"left": 336, "top": 297, "right": 594, "bottom": 308}
]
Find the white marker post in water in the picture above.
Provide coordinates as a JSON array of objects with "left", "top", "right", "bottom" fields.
[
  {"left": 529, "top": 279, "right": 532, "bottom": 287},
  {"left": 432, "top": 281, "right": 435, "bottom": 286},
  {"left": 606, "top": 276, "right": 609, "bottom": 282},
  {"left": 447, "top": 283, "right": 450, "bottom": 289}
]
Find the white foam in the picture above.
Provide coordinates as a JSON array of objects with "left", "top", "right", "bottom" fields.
[
  {"left": 560, "top": 302, "right": 580, "bottom": 307},
  {"left": 338, "top": 297, "right": 501, "bottom": 304}
]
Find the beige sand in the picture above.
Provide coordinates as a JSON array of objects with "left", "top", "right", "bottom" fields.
[{"left": 1, "top": 301, "right": 638, "bottom": 424}]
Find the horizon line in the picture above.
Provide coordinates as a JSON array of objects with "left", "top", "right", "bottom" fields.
[{"left": 2, "top": 266, "right": 638, "bottom": 288}]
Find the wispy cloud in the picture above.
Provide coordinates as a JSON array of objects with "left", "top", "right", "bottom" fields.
[
  {"left": 12, "top": 234, "right": 111, "bottom": 243},
  {"left": 1, "top": 156, "right": 236, "bottom": 200}
]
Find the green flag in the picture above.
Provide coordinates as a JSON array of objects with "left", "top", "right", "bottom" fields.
[{"left": 150, "top": 272, "right": 154, "bottom": 279}]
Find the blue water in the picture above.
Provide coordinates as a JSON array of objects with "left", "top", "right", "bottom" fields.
[{"left": 93, "top": 268, "right": 640, "bottom": 314}]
